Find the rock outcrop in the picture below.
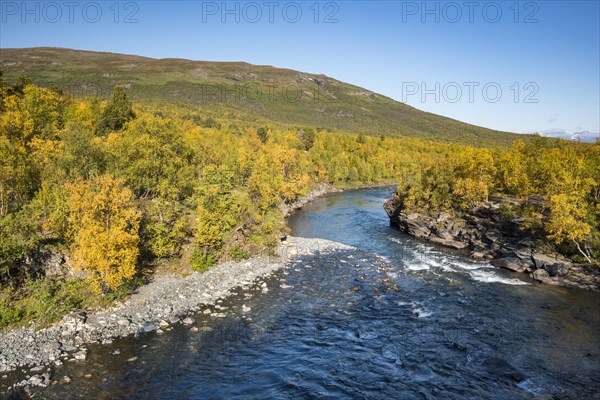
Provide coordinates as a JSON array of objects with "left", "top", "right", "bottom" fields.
[{"left": 384, "top": 198, "right": 600, "bottom": 290}]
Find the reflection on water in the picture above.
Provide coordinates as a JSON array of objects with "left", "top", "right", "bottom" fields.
[{"left": 18, "top": 187, "right": 600, "bottom": 399}]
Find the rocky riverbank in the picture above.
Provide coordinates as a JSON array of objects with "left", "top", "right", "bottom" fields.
[
  {"left": 0, "top": 236, "right": 354, "bottom": 395},
  {"left": 384, "top": 198, "right": 600, "bottom": 291},
  {"left": 280, "top": 183, "right": 341, "bottom": 217}
]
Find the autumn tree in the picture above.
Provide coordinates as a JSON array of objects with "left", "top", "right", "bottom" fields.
[
  {"left": 67, "top": 175, "right": 141, "bottom": 292},
  {"left": 0, "top": 84, "right": 63, "bottom": 148},
  {"left": 546, "top": 193, "right": 593, "bottom": 263}
]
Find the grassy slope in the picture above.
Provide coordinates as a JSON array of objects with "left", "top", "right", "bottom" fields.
[{"left": 0, "top": 47, "right": 527, "bottom": 147}]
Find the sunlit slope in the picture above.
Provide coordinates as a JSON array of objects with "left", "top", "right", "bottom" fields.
[{"left": 0, "top": 47, "right": 526, "bottom": 146}]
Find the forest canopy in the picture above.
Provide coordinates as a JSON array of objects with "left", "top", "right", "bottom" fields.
[{"left": 0, "top": 78, "right": 598, "bottom": 329}]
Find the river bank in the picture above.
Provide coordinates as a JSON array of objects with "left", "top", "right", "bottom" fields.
[
  {"left": 1, "top": 236, "right": 357, "bottom": 395},
  {"left": 384, "top": 197, "right": 600, "bottom": 291},
  {"left": 0, "top": 182, "right": 368, "bottom": 392},
  {"left": 6, "top": 186, "right": 600, "bottom": 400}
]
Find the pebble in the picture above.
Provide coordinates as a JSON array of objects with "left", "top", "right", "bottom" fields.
[{"left": 0, "top": 236, "right": 352, "bottom": 376}]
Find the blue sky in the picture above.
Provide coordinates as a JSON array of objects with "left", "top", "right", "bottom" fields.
[{"left": 1, "top": 0, "right": 599, "bottom": 136}]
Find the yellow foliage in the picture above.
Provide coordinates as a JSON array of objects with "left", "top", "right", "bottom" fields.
[
  {"left": 547, "top": 193, "right": 591, "bottom": 245},
  {"left": 453, "top": 178, "right": 489, "bottom": 208},
  {"left": 67, "top": 175, "right": 141, "bottom": 292}
]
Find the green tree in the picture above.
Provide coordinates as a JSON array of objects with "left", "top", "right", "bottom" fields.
[
  {"left": 299, "top": 127, "right": 315, "bottom": 151},
  {"left": 96, "top": 86, "right": 135, "bottom": 135},
  {"left": 257, "top": 127, "right": 269, "bottom": 144}
]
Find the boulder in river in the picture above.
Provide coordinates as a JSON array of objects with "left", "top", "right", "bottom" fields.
[
  {"left": 531, "top": 268, "right": 550, "bottom": 282},
  {"left": 491, "top": 257, "right": 529, "bottom": 273},
  {"left": 544, "top": 263, "right": 569, "bottom": 277}
]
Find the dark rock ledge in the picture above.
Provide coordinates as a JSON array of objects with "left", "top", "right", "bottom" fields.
[{"left": 384, "top": 198, "right": 600, "bottom": 291}]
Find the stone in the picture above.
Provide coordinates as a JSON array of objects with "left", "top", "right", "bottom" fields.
[
  {"left": 142, "top": 322, "right": 158, "bottom": 333},
  {"left": 532, "top": 253, "right": 558, "bottom": 269},
  {"left": 406, "top": 221, "right": 430, "bottom": 238},
  {"left": 431, "top": 227, "right": 454, "bottom": 241},
  {"left": 513, "top": 247, "right": 532, "bottom": 260},
  {"left": 483, "top": 230, "right": 502, "bottom": 244},
  {"left": 29, "top": 375, "right": 45, "bottom": 386},
  {"left": 190, "top": 327, "right": 199, "bottom": 333},
  {"left": 445, "top": 240, "right": 468, "bottom": 249},
  {"left": 43, "top": 341, "right": 61, "bottom": 353},
  {"left": 436, "top": 212, "right": 452, "bottom": 222},
  {"left": 182, "top": 317, "right": 195, "bottom": 325},
  {"left": 73, "top": 350, "right": 87, "bottom": 361},
  {"left": 59, "top": 375, "right": 72, "bottom": 384},
  {"left": 545, "top": 263, "right": 569, "bottom": 277},
  {"left": 492, "top": 257, "right": 528, "bottom": 273},
  {"left": 428, "top": 235, "right": 467, "bottom": 249},
  {"left": 159, "top": 320, "right": 169, "bottom": 328},
  {"left": 531, "top": 269, "right": 550, "bottom": 282},
  {"left": 116, "top": 318, "right": 130, "bottom": 326}
]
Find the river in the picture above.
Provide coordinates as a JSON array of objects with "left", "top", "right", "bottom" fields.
[{"left": 27, "top": 187, "right": 600, "bottom": 399}]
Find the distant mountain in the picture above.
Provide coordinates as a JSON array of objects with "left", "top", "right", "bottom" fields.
[
  {"left": 540, "top": 129, "right": 599, "bottom": 143},
  {"left": 0, "top": 47, "right": 528, "bottom": 147}
]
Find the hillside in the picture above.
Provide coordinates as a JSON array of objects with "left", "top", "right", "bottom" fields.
[{"left": 0, "top": 47, "right": 526, "bottom": 146}]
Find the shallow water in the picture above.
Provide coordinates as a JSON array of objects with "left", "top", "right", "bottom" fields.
[{"left": 20, "top": 187, "right": 600, "bottom": 399}]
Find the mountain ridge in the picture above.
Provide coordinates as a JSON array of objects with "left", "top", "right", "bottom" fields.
[{"left": 0, "top": 47, "right": 528, "bottom": 146}]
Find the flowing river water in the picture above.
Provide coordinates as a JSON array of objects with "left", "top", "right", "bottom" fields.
[{"left": 22, "top": 187, "right": 600, "bottom": 399}]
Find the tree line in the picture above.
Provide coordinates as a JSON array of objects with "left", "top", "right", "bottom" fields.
[
  {"left": 1, "top": 79, "right": 597, "bottom": 327},
  {"left": 0, "top": 80, "right": 454, "bottom": 295},
  {"left": 395, "top": 137, "right": 600, "bottom": 263}
]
